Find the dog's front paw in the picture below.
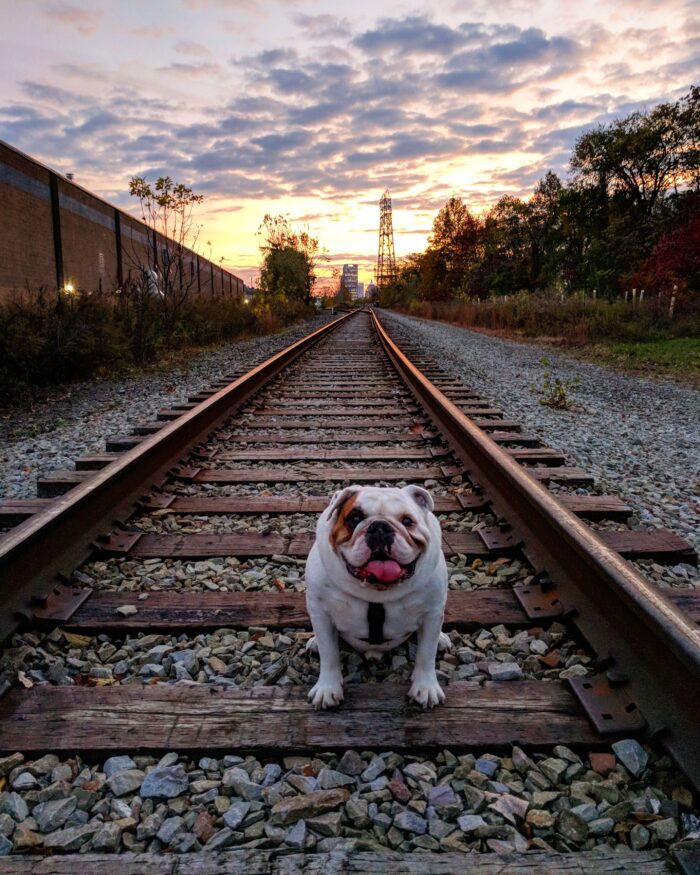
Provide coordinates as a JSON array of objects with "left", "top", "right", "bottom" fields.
[
  {"left": 309, "top": 676, "right": 344, "bottom": 710},
  {"left": 437, "top": 631, "right": 452, "bottom": 652},
  {"left": 408, "top": 674, "right": 445, "bottom": 709}
]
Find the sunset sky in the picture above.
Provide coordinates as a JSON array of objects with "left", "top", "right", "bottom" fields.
[{"left": 1, "top": 1, "right": 698, "bottom": 288}]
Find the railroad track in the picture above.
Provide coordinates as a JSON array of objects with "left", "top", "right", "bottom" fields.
[{"left": 0, "top": 308, "right": 698, "bottom": 873}]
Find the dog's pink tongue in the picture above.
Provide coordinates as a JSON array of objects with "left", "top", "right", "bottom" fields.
[{"left": 366, "top": 559, "right": 402, "bottom": 583}]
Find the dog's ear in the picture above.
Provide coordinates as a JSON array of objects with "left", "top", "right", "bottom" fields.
[
  {"left": 327, "top": 485, "right": 362, "bottom": 520},
  {"left": 402, "top": 484, "right": 434, "bottom": 513}
]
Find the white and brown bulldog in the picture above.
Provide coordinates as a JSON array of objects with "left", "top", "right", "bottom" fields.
[{"left": 305, "top": 484, "right": 449, "bottom": 710}]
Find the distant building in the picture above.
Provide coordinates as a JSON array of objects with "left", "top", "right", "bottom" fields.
[
  {"left": 357, "top": 282, "right": 364, "bottom": 298},
  {"left": 342, "top": 263, "right": 358, "bottom": 297},
  {"left": 366, "top": 282, "right": 378, "bottom": 299}
]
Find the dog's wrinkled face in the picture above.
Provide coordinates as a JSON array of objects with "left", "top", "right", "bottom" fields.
[{"left": 325, "top": 484, "right": 437, "bottom": 591}]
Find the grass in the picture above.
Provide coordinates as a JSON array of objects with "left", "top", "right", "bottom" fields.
[
  {"left": 390, "top": 295, "right": 700, "bottom": 387},
  {"left": 580, "top": 336, "right": 700, "bottom": 386}
]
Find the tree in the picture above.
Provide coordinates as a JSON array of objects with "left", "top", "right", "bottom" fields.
[
  {"left": 258, "top": 214, "right": 321, "bottom": 304},
  {"left": 125, "top": 175, "right": 205, "bottom": 355},
  {"left": 425, "top": 197, "right": 483, "bottom": 298},
  {"left": 571, "top": 102, "right": 686, "bottom": 219}
]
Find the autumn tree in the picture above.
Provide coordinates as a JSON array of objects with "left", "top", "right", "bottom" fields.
[{"left": 258, "top": 214, "right": 320, "bottom": 304}]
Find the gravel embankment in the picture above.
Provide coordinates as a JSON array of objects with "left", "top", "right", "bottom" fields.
[
  {"left": 0, "top": 741, "right": 695, "bottom": 855},
  {"left": 0, "top": 315, "right": 333, "bottom": 501},
  {"left": 381, "top": 312, "right": 700, "bottom": 589}
]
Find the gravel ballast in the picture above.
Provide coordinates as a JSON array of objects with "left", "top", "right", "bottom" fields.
[
  {"left": 0, "top": 315, "right": 332, "bottom": 501},
  {"left": 0, "top": 744, "right": 695, "bottom": 855},
  {"left": 380, "top": 311, "right": 700, "bottom": 588}
]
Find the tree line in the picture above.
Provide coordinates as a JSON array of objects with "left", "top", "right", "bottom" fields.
[{"left": 383, "top": 86, "right": 700, "bottom": 306}]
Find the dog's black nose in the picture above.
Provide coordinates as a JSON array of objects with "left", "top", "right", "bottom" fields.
[{"left": 365, "top": 520, "right": 395, "bottom": 551}]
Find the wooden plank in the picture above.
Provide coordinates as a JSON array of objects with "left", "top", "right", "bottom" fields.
[
  {"left": 74, "top": 454, "right": 120, "bottom": 470},
  {"left": 36, "top": 470, "right": 93, "bottom": 497},
  {"left": 274, "top": 392, "right": 409, "bottom": 399},
  {"left": 254, "top": 407, "right": 415, "bottom": 416},
  {"left": 61, "top": 589, "right": 531, "bottom": 631},
  {"left": 105, "top": 434, "right": 145, "bottom": 451},
  {"left": 557, "top": 494, "right": 631, "bottom": 521},
  {"left": 213, "top": 447, "right": 436, "bottom": 461},
  {"left": 103, "top": 528, "right": 694, "bottom": 562},
  {"left": 188, "top": 466, "right": 445, "bottom": 483},
  {"left": 528, "top": 467, "right": 594, "bottom": 485},
  {"left": 602, "top": 529, "right": 697, "bottom": 563},
  {"left": 0, "top": 681, "right": 603, "bottom": 752},
  {"left": 505, "top": 448, "right": 566, "bottom": 465},
  {"left": 0, "top": 498, "right": 53, "bottom": 524},
  {"left": 106, "top": 531, "right": 487, "bottom": 558},
  {"left": 242, "top": 418, "right": 423, "bottom": 429},
  {"left": 472, "top": 420, "right": 521, "bottom": 431},
  {"left": 0, "top": 848, "right": 671, "bottom": 874},
  {"left": 219, "top": 431, "right": 425, "bottom": 443},
  {"left": 148, "top": 495, "right": 465, "bottom": 513},
  {"left": 445, "top": 530, "right": 696, "bottom": 563},
  {"left": 488, "top": 432, "right": 541, "bottom": 447},
  {"left": 133, "top": 493, "right": 629, "bottom": 520}
]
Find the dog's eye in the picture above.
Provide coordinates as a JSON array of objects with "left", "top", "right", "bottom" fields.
[
  {"left": 402, "top": 516, "right": 415, "bottom": 527},
  {"left": 346, "top": 510, "right": 365, "bottom": 529}
]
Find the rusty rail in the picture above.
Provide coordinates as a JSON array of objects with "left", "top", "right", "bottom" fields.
[
  {"left": 371, "top": 309, "right": 700, "bottom": 790},
  {"left": 0, "top": 312, "right": 354, "bottom": 643}
]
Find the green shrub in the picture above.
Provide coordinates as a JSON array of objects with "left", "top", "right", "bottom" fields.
[{"left": 0, "top": 288, "right": 315, "bottom": 406}]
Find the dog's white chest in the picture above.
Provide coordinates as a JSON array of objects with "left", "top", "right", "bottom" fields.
[{"left": 329, "top": 592, "right": 421, "bottom": 653}]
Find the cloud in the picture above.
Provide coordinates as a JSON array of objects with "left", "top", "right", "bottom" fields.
[
  {"left": 41, "top": 2, "right": 101, "bottom": 35},
  {"left": 293, "top": 13, "right": 351, "bottom": 40},
  {"left": 157, "top": 62, "right": 222, "bottom": 77},
  {"left": 175, "top": 40, "right": 211, "bottom": 57},
  {"left": 354, "top": 15, "right": 465, "bottom": 55},
  {"left": 130, "top": 25, "right": 175, "bottom": 37}
]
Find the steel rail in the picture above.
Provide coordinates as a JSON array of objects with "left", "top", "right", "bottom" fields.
[
  {"left": 371, "top": 309, "right": 700, "bottom": 790},
  {"left": 0, "top": 311, "right": 354, "bottom": 643}
]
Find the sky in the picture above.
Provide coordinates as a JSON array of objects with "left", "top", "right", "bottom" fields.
[{"left": 1, "top": 1, "right": 698, "bottom": 288}]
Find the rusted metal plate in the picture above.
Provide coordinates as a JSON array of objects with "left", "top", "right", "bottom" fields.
[
  {"left": 183, "top": 466, "right": 445, "bottom": 483},
  {"left": 31, "top": 584, "right": 93, "bottom": 623},
  {"left": 59, "top": 589, "right": 532, "bottom": 632},
  {"left": 568, "top": 674, "right": 646, "bottom": 735},
  {"left": 514, "top": 584, "right": 564, "bottom": 619},
  {"left": 93, "top": 531, "right": 144, "bottom": 556},
  {"left": 0, "top": 681, "right": 602, "bottom": 753},
  {"left": 477, "top": 527, "right": 522, "bottom": 553}
]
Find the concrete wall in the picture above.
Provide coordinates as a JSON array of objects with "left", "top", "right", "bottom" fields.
[{"left": 0, "top": 140, "right": 245, "bottom": 301}]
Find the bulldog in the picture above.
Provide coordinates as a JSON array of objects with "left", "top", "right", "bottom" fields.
[{"left": 305, "top": 484, "right": 449, "bottom": 710}]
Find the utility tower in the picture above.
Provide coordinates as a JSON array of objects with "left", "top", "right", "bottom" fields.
[{"left": 377, "top": 189, "right": 397, "bottom": 288}]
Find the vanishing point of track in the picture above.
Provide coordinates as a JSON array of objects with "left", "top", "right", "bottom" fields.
[{"left": 0, "top": 308, "right": 698, "bottom": 873}]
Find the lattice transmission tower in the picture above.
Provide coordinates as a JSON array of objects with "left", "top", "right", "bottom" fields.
[{"left": 377, "top": 189, "right": 397, "bottom": 288}]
